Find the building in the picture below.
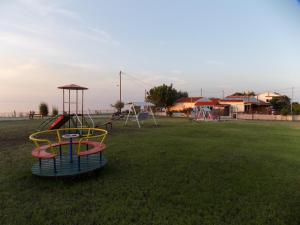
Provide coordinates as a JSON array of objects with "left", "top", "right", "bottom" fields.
[
  {"left": 219, "top": 95, "right": 270, "bottom": 114},
  {"left": 257, "top": 92, "right": 281, "bottom": 103},
  {"left": 169, "top": 97, "right": 230, "bottom": 116},
  {"left": 168, "top": 97, "right": 202, "bottom": 112},
  {"left": 169, "top": 95, "right": 272, "bottom": 116},
  {"left": 194, "top": 98, "right": 230, "bottom": 116}
]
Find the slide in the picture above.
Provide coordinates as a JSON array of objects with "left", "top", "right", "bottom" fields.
[{"left": 48, "top": 115, "right": 70, "bottom": 130}]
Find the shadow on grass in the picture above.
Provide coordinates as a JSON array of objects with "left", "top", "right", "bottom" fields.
[{"left": 26, "top": 162, "right": 121, "bottom": 187}]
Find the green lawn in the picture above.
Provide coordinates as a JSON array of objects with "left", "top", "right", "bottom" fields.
[{"left": 1, "top": 118, "right": 300, "bottom": 225}]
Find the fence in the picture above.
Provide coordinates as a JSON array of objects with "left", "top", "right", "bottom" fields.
[
  {"left": 237, "top": 113, "right": 300, "bottom": 121},
  {"left": 0, "top": 111, "right": 29, "bottom": 118}
]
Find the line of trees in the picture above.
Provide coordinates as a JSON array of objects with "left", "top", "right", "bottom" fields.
[
  {"left": 270, "top": 96, "right": 300, "bottom": 115},
  {"left": 146, "top": 84, "right": 188, "bottom": 108},
  {"left": 111, "top": 84, "right": 188, "bottom": 114},
  {"left": 39, "top": 102, "right": 59, "bottom": 116},
  {"left": 232, "top": 91, "right": 256, "bottom": 96},
  {"left": 109, "top": 85, "right": 300, "bottom": 116}
]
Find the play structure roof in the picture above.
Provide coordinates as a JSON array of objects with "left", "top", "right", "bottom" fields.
[{"left": 58, "top": 84, "right": 88, "bottom": 90}]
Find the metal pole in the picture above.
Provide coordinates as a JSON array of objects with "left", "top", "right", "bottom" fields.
[
  {"left": 291, "top": 87, "right": 294, "bottom": 119},
  {"left": 132, "top": 104, "right": 141, "bottom": 128},
  {"left": 76, "top": 90, "right": 78, "bottom": 115},
  {"left": 63, "top": 89, "right": 65, "bottom": 114},
  {"left": 82, "top": 90, "right": 84, "bottom": 127},
  {"left": 76, "top": 90, "right": 78, "bottom": 127},
  {"left": 119, "top": 71, "right": 122, "bottom": 113},
  {"left": 68, "top": 89, "right": 71, "bottom": 128},
  {"left": 201, "top": 88, "right": 202, "bottom": 97}
]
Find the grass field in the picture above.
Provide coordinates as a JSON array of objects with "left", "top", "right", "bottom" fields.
[{"left": 1, "top": 118, "right": 300, "bottom": 225}]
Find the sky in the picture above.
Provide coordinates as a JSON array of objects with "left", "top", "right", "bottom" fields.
[{"left": 1, "top": 0, "right": 300, "bottom": 113}]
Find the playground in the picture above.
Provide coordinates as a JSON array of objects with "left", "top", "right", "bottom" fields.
[{"left": 1, "top": 118, "right": 300, "bottom": 225}]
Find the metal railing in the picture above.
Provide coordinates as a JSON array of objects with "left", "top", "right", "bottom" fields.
[{"left": 29, "top": 127, "right": 108, "bottom": 155}]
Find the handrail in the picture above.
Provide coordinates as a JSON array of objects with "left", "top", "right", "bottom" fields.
[
  {"left": 36, "top": 115, "right": 60, "bottom": 131},
  {"left": 74, "top": 113, "right": 83, "bottom": 128},
  {"left": 29, "top": 128, "right": 108, "bottom": 155},
  {"left": 87, "top": 110, "right": 95, "bottom": 128}
]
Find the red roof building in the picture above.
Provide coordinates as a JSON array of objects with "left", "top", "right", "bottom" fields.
[
  {"left": 175, "top": 97, "right": 202, "bottom": 103},
  {"left": 169, "top": 97, "right": 202, "bottom": 112}
]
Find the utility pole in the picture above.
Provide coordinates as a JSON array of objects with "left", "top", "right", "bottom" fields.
[
  {"left": 119, "top": 71, "right": 122, "bottom": 103},
  {"left": 145, "top": 89, "right": 147, "bottom": 101},
  {"left": 119, "top": 71, "right": 122, "bottom": 113},
  {"left": 291, "top": 87, "right": 294, "bottom": 119},
  {"left": 222, "top": 90, "right": 225, "bottom": 99},
  {"left": 201, "top": 88, "right": 203, "bottom": 97}
]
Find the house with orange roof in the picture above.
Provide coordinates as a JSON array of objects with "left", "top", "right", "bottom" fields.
[
  {"left": 168, "top": 97, "right": 202, "bottom": 112},
  {"left": 169, "top": 97, "right": 230, "bottom": 116},
  {"left": 219, "top": 95, "right": 270, "bottom": 113}
]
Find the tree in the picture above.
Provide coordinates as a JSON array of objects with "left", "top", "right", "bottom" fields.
[
  {"left": 270, "top": 95, "right": 290, "bottom": 115},
  {"left": 39, "top": 102, "right": 49, "bottom": 116},
  {"left": 231, "top": 91, "right": 256, "bottom": 96},
  {"left": 292, "top": 102, "right": 300, "bottom": 115},
  {"left": 52, "top": 106, "right": 59, "bottom": 116},
  {"left": 146, "top": 84, "right": 188, "bottom": 108},
  {"left": 111, "top": 100, "right": 124, "bottom": 113}
]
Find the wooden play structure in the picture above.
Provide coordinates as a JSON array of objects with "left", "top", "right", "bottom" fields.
[
  {"left": 37, "top": 84, "right": 94, "bottom": 131},
  {"left": 124, "top": 102, "right": 157, "bottom": 128}
]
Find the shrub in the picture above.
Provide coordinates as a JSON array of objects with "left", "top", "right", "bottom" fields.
[
  {"left": 111, "top": 100, "right": 125, "bottom": 112},
  {"left": 39, "top": 102, "right": 49, "bottom": 116},
  {"left": 52, "top": 106, "right": 58, "bottom": 116},
  {"left": 280, "top": 107, "right": 290, "bottom": 116}
]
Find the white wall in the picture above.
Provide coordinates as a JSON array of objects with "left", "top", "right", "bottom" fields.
[
  {"left": 257, "top": 92, "right": 280, "bottom": 103},
  {"left": 169, "top": 102, "right": 196, "bottom": 111},
  {"left": 219, "top": 101, "right": 245, "bottom": 112},
  {"left": 237, "top": 113, "right": 300, "bottom": 121}
]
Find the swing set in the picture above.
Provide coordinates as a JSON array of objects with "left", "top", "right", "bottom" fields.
[
  {"left": 193, "top": 106, "right": 219, "bottom": 121},
  {"left": 124, "top": 102, "right": 157, "bottom": 128}
]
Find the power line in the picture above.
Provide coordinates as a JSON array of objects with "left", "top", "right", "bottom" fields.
[
  {"left": 122, "top": 72, "right": 155, "bottom": 88},
  {"left": 119, "top": 73, "right": 300, "bottom": 102}
]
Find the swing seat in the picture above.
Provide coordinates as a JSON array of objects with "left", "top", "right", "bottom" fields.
[{"left": 138, "top": 112, "right": 149, "bottom": 121}]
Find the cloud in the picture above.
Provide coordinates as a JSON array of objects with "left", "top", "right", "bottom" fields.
[
  {"left": 138, "top": 71, "right": 187, "bottom": 87},
  {"left": 0, "top": 31, "right": 62, "bottom": 55},
  {"left": 61, "top": 62, "right": 103, "bottom": 71},
  {"left": 16, "top": 1, "right": 120, "bottom": 46},
  {"left": 18, "top": 0, "right": 77, "bottom": 17},
  {"left": 0, "top": 3, "right": 120, "bottom": 59},
  {"left": 0, "top": 58, "right": 117, "bottom": 108},
  {"left": 71, "top": 27, "right": 121, "bottom": 46}
]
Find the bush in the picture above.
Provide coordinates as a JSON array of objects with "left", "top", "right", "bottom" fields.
[
  {"left": 39, "top": 102, "right": 49, "bottom": 116},
  {"left": 167, "top": 111, "right": 173, "bottom": 117},
  {"left": 280, "top": 107, "right": 290, "bottom": 116},
  {"left": 111, "top": 100, "right": 125, "bottom": 112},
  {"left": 52, "top": 106, "right": 58, "bottom": 116},
  {"left": 292, "top": 103, "right": 300, "bottom": 115}
]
